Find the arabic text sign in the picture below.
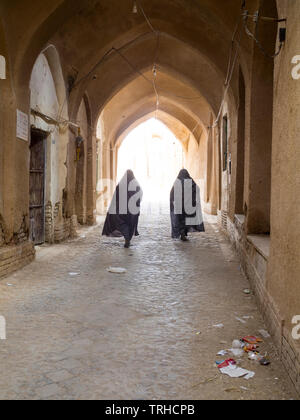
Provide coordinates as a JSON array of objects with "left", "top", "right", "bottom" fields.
[{"left": 17, "top": 110, "right": 29, "bottom": 141}]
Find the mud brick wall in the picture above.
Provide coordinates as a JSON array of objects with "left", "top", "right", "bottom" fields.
[
  {"left": 45, "top": 202, "right": 54, "bottom": 244},
  {"left": 54, "top": 215, "right": 78, "bottom": 243},
  {"left": 51, "top": 202, "right": 78, "bottom": 243},
  {"left": 70, "top": 215, "right": 78, "bottom": 238},
  {"left": 0, "top": 224, "right": 4, "bottom": 247},
  {"left": 282, "top": 329, "right": 300, "bottom": 395},
  {"left": 12, "top": 216, "right": 28, "bottom": 245},
  {"left": 0, "top": 242, "right": 35, "bottom": 279}
]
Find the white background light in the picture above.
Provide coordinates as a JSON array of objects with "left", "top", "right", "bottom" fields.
[{"left": 117, "top": 118, "right": 184, "bottom": 214}]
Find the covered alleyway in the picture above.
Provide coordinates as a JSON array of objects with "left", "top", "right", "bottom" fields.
[
  {"left": 0, "top": 215, "right": 296, "bottom": 400},
  {"left": 0, "top": 0, "right": 300, "bottom": 400}
]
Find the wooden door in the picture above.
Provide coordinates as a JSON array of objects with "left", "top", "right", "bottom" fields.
[{"left": 29, "top": 129, "right": 46, "bottom": 245}]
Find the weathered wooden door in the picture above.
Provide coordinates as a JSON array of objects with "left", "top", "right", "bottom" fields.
[{"left": 29, "top": 129, "right": 46, "bottom": 245}]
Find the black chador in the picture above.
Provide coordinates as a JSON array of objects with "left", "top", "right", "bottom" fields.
[
  {"left": 102, "top": 170, "right": 143, "bottom": 248},
  {"left": 170, "top": 169, "right": 205, "bottom": 241}
]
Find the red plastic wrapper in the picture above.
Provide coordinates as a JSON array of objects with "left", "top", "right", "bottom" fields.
[
  {"left": 217, "top": 359, "right": 237, "bottom": 369},
  {"left": 242, "top": 336, "right": 263, "bottom": 345},
  {"left": 243, "top": 344, "right": 259, "bottom": 353}
]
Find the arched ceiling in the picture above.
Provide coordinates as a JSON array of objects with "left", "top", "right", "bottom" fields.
[
  {"left": 98, "top": 67, "right": 211, "bottom": 147},
  {"left": 84, "top": 33, "right": 225, "bottom": 120},
  {"left": 0, "top": 0, "right": 252, "bottom": 115},
  {"left": 115, "top": 110, "right": 201, "bottom": 152}
]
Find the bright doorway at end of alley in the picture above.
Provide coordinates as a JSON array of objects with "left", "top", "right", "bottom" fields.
[{"left": 117, "top": 118, "right": 184, "bottom": 215}]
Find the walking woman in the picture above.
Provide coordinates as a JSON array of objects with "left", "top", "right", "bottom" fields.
[
  {"left": 170, "top": 169, "right": 205, "bottom": 241},
  {"left": 102, "top": 170, "right": 143, "bottom": 248}
]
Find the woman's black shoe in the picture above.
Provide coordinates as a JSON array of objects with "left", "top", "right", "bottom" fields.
[{"left": 124, "top": 240, "right": 131, "bottom": 248}]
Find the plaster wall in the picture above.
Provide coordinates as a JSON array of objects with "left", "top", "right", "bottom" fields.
[
  {"left": 30, "top": 53, "right": 68, "bottom": 236},
  {"left": 267, "top": 0, "right": 300, "bottom": 338},
  {"left": 220, "top": 102, "right": 231, "bottom": 214},
  {"left": 0, "top": 19, "right": 35, "bottom": 273},
  {"left": 185, "top": 130, "right": 207, "bottom": 200},
  {"left": 223, "top": 1, "right": 300, "bottom": 392},
  {"left": 75, "top": 99, "right": 88, "bottom": 224},
  {"left": 0, "top": 21, "right": 8, "bottom": 239},
  {"left": 0, "top": 19, "right": 29, "bottom": 245}
]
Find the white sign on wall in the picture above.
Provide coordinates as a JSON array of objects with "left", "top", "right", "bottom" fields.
[
  {"left": 0, "top": 55, "right": 6, "bottom": 80},
  {"left": 16, "top": 109, "right": 29, "bottom": 141}
]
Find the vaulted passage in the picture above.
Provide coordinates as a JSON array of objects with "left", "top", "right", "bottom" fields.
[{"left": 0, "top": 0, "right": 299, "bottom": 400}]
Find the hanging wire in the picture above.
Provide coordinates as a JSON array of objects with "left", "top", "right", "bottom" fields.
[
  {"left": 55, "top": 31, "right": 154, "bottom": 121},
  {"left": 225, "top": 15, "right": 243, "bottom": 86},
  {"left": 64, "top": 0, "right": 162, "bottom": 118},
  {"left": 135, "top": 0, "right": 161, "bottom": 116},
  {"left": 136, "top": 0, "right": 157, "bottom": 34},
  {"left": 212, "top": 9, "right": 245, "bottom": 127},
  {"left": 84, "top": 3, "right": 207, "bottom": 101},
  {"left": 220, "top": 27, "right": 242, "bottom": 116},
  {"left": 72, "top": 31, "right": 154, "bottom": 90},
  {"left": 152, "top": 32, "right": 160, "bottom": 118},
  {"left": 137, "top": 2, "right": 206, "bottom": 103},
  {"left": 153, "top": 29, "right": 160, "bottom": 65},
  {"left": 212, "top": 1, "right": 286, "bottom": 128},
  {"left": 242, "top": 11, "right": 284, "bottom": 59},
  {"left": 58, "top": 5, "right": 211, "bottom": 118},
  {"left": 112, "top": 47, "right": 152, "bottom": 85},
  {"left": 57, "top": 0, "right": 266, "bottom": 129}
]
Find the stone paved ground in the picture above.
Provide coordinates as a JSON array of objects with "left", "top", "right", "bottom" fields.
[{"left": 0, "top": 212, "right": 298, "bottom": 400}]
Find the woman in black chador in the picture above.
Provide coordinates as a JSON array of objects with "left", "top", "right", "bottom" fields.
[
  {"left": 170, "top": 169, "right": 205, "bottom": 241},
  {"left": 102, "top": 170, "right": 142, "bottom": 248}
]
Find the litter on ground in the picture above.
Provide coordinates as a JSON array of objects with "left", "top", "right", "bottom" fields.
[
  {"left": 248, "top": 352, "right": 260, "bottom": 361},
  {"left": 216, "top": 333, "right": 270, "bottom": 381},
  {"left": 235, "top": 317, "right": 247, "bottom": 324},
  {"left": 242, "top": 336, "right": 263, "bottom": 344},
  {"left": 216, "top": 359, "right": 236, "bottom": 368},
  {"left": 243, "top": 343, "right": 259, "bottom": 352},
  {"left": 230, "top": 348, "right": 244, "bottom": 357},
  {"left": 259, "top": 357, "right": 271, "bottom": 366},
  {"left": 107, "top": 267, "right": 127, "bottom": 274},
  {"left": 218, "top": 363, "right": 255, "bottom": 380},
  {"left": 217, "top": 350, "right": 228, "bottom": 356},
  {"left": 232, "top": 339, "right": 244, "bottom": 349},
  {"left": 258, "top": 329, "right": 271, "bottom": 338},
  {"left": 224, "top": 387, "right": 242, "bottom": 393}
]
